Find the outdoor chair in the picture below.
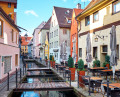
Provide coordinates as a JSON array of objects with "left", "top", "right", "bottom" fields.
[
  {"left": 93, "top": 80, "right": 102, "bottom": 93},
  {"left": 103, "top": 86, "right": 111, "bottom": 96},
  {"left": 82, "top": 76, "right": 89, "bottom": 90},
  {"left": 111, "top": 89, "right": 120, "bottom": 97}
]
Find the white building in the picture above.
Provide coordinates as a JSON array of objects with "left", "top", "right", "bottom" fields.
[{"left": 49, "top": 6, "right": 73, "bottom": 63}]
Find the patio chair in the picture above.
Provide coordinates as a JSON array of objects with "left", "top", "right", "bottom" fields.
[
  {"left": 111, "top": 89, "right": 120, "bottom": 97},
  {"left": 103, "top": 86, "right": 111, "bottom": 96},
  {"left": 82, "top": 76, "right": 89, "bottom": 90},
  {"left": 93, "top": 80, "right": 102, "bottom": 92}
]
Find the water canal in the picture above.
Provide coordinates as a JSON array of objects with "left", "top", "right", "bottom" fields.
[{"left": 10, "top": 62, "right": 79, "bottom": 97}]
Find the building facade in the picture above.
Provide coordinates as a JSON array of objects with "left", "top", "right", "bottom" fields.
[
  {"left": 70, "top": 5, "right": 83, "bottom": 63},
  {"left": 39, "top": 18, "right": 51, "bottom": 60},
  {"left": 0, "top": 0, "right": 17, "bottom": 23},
  {"left": 33, "top": 22, "right": 46, "bottom": 58},
  {"left": 28, "top": 38, "right": 33, "bottom": 58},
  {"left": 76, "top": 0, "right": 120, "bottom": 68},
  {"left": 49, "top": 6, "right": 72, "bottom": 63},
  {"left": 21, "top": 36, "right": 32, "bottom": 56},
  {"left": 45, "top": 32, "right": 49, "bottom": 60},
  {"left": 0, "top": 7, "right": 20, "bottom": 82}
]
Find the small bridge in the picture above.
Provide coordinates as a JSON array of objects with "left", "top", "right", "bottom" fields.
[{"left": 14, "top": 82, "right": 73, "bottom": 91}]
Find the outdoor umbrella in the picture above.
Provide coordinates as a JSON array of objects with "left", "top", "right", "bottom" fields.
[
  {"left": 86, "top": 33, "right": 92, "bottom": 68},
  {"left": 110, "top": 25, "right": 117, "bottom": 80}
]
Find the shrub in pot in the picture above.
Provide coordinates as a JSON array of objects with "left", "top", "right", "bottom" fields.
[
  {"left": 93, "top": 59, "right": 100, "bottom": 67},
  {"left": 77, "top": 59, "right": 85, "bottom": 87},
  {"left": 102, "top": 55, "right": 111, "bottom": 69},
  {"left": 52, "top": 56, "right": 55, "bottom": 68},
  {"left": 68, "top": 56, "right": 75, "bottom": 81}
]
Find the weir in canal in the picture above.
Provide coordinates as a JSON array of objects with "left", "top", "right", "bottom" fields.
[{"left": 10, "top": 60, "right": 79, "bottom": 97}]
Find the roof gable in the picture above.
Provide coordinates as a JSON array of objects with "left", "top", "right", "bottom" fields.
[
  {"left": 54, "top": 6, "right": 73, "bottom": 28},
  {"left": 42, "top": 17, "right": 51, "bottom": 30}
]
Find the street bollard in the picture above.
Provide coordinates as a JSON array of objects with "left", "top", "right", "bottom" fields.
[
  {"left": 88, "top": 76, "right": 91, "bottom": 96},
  {"left": 78, "top": 73, "right": 79, "bottom": 88},
  {"left": 16, "top": 68, "right": 18, "bottom": 88},
  {"left": 20, "top": 68, "right": 21, "bottom": 83},
  {"left": 7, "top": 72, "right": 9, "bottom": 91},
  {"left": 70, "top": 71, "right": 71, "bottom": 87},
  {"left": 107, "top": 79, "right": 109, "bottom": 97}
]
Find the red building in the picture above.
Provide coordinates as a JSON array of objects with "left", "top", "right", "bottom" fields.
[{"left": 70, "top": 4, "right": 83, "bottom": 62}]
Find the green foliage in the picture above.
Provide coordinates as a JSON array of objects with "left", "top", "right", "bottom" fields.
[
  {"left": 93, "top": 60, "right": 100, "bottom": 67},
  {"left": 102, "top": 55, "right": 111, "bottom": 69},
  {"left": 68, "top": 57, "right": 74, "bottom": 68},
  {"left": 52, "top": 56, "right": 55, "bottom": 62},
  {"left": 78, "top": 59, "right": 84, "bottom": 71},
  {"left": 50, "top": 55, "right": 52, "bottom": 61},
  {"left": 45, "top": 56, "right": 47, "bottom": 60},
  {"left": 105, "top": 55, "right": 110, "bottom": 63}
]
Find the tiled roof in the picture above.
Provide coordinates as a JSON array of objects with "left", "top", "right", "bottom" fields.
[
  {"left": 76, "top": 0, "right": 102, "bottom": 18},
  {"left": 42, "top": 17, "right": 51, "bottom": 30},
  {"left": 21, "top": 37, "right": 32, "bottom": 46},
  {"left": 0, "top": 7, "right": 20, "bottom": 32},
  {"left": 54, "top": 6, "right": 73, "bottom": 28},
  {"left": 0, "top": 0, "right": 17, "bottom": 3},
  {"left": 33, "top": 21, "right": 46, "bottom": 35},
  {"left": 74, "top": 8, "right": 83, "bottom": 16}
]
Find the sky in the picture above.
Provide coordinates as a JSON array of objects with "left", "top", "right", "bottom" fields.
[{"left": 17, "top": 0, "right": 91, "bottom": 37}]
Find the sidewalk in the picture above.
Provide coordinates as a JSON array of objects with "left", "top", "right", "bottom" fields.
[{"left": 0, "top": 58, "right": 25, "bottom": 97}]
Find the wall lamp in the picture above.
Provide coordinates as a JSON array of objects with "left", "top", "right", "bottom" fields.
[{"left": 93, "top": 32, "right": 108, "bottom": 42}]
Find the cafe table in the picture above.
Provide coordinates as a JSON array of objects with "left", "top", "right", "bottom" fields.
[
  {"left": 89, "top": 67, "right": 106, "bottom": 76},
  {"left": 100, "top": 69, "right": 120, "bottom": 80},
  {"left": 103, "top": 83, "right": 120, "bottom": 89}
]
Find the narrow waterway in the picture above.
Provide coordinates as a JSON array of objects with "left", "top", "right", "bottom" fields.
[{"left": 11, "top": 62, "right": 79, "bottom": 97}]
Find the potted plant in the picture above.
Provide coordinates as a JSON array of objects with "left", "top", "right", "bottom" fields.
[
  {"left": 77, "top": 59, "right": 85, "bottom": 87},
  {"left": 45, "top": 56, "right": 48, "bottom": 64},
  {"left": 52, "top": 56, "right": 55, "bottom": 68},
  {"left": 102, "top": 55, "right": 111, "bottom": 69},
  {"left": 68, "top": 56, "right": 75, "bottom": 81},
  {"left": 50, "top": 55, "right": 53, "bottom": 67},
  {"left": 93, "top": 59, "right": 100, "bottom": 67}
]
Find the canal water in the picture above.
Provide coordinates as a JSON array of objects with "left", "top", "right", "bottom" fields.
[{"left": 10, "top": 62, "right": 79, "bottom": 97}]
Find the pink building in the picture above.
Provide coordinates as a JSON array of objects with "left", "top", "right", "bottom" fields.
[
  {"left": 0, "top": 7, "right": 20, "bottom": 83},
  {"left": 32, "top": 22, "right": 46, "bottom": 58}
]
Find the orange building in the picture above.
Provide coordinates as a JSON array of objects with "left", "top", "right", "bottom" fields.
[
  {"left": 70, "top": 4, "right": 83, "bottom": 63},
  {"left": 0, "top": 0, "right": 17, "bottom": 22},
  {"left": 21, "top": 36, "right": 32, "bottom": 55}
]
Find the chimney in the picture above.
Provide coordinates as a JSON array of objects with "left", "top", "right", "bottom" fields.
[{"left": 76, "top": 3, "right": 81, "bottom": 9}]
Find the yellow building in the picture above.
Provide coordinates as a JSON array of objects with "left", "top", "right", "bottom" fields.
[
  {"left": 45, "top": 32, "right": 49, "bottom": 60},
  {"left": 0, "top": 0, "right": 17, "bottom": 21},
  {"left": 76, "top": 0, "right": 120, "bottom": 68},
  {"left": 38, "top": 17, "right": 51, "bottom": 60}
]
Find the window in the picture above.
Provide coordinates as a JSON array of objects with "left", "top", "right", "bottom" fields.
[
  {"left": 8, "top": 3, "right": 11, "bottom": 8},
  {"left": 93, "top": 47, "right": 97, "bottom": 58},
  {"left": 117, "top": 45, "right": 119, "bottom": 59},
  {"left": 93, "top": 11, "right": 99, "bottom": 22},
  {"left": 2, "top": 56, "right": 11, "bottom": 74},
  {"left": 85, "top": 16, "right": 90, "bottom": 26},
  {"left": 50, "top": 33, "right": 51, "bottom": 39},
  {"left": 52, "top": 32, "right": 53, "bottom": 38},
  {"left": 79, "top": 48, "right": 82, "bottom": 57},
  {"left": 15, "top": 54, "right": 18, "bottom": 66},
  {"left": 63, "top": 29, "right": 67, "bottom": 34},
  {"left": 0, "top": 20, "right": 3, "bottom": 37},
  {"left": 16, "top": 33, "right": 18, "bottom": 44},
  {"left": 56, "top": 29, "right": 58, "bottom": 36},
  {"left": 113, "top": 0, "right": 120, "bottom": 14},
  {"left": 101, "top": 45, "right": 107, "bottom": 53},
  {"left": 54, "top": 30, "right": 56, "bottom": 37},
  {"left": 11, "top": 29, "right": 14, "bottom": 42},
  {"left": 68, "top": 19, "right": 71, "bottom": 23}
]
